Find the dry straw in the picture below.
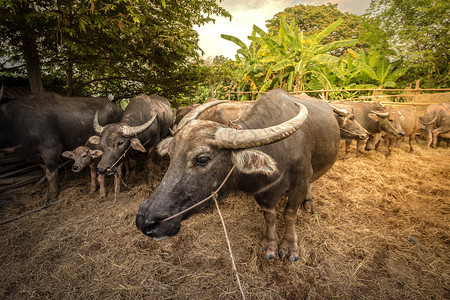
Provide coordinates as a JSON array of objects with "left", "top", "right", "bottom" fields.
[{"left": 0, "top": 140, "right": 449, "bottom": 299}]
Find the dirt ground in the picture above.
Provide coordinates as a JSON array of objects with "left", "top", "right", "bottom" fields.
[{"left": 0, "top": 140, "right": 449, "bottom": 299}]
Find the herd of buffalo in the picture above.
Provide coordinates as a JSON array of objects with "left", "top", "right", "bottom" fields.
[{"left": 0, "top": 89, "right": 448, "bottom": 261}]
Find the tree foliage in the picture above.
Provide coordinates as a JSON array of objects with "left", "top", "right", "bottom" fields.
[
  {"left": 0, "top": 0, "right": 231, "bottom": 100},
  {"left": 365, "top": 0, "right": 450, "bottom": 87},
  {"left": 265, "top": 3, "right": 362, "bottom": 56}
]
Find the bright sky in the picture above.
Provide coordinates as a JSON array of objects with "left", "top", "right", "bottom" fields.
[{"left": 195, "top": 0, "right": 372, "bottom": 59}]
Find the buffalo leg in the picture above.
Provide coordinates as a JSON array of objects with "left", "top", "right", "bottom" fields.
[
  {"left": 98, "top": 173, "right": 106, "bottom": 198},
  {"left": 427, "top": 131, "right": 433, "bottom": 148},
  {"left": 125, "top": 156, "right": 136, "bottom": 184},
  {"left": 408, "top": 134, "right": 415, "bottom": 152},
  {"left": 302, "top": 185, "right": 314, "bottom": 214},
  {"left": 43, "top": 166, "right": 59, "bottom": 201},
  {"left": 259, "top": 206, "right": 279, "bottom": 260},
  {"left": 356, "top": 140, "right": 364, "bottom": 157},
  {"left": 114, "top": 162, "right": 123, "bottom": 194},
  {"left": 343, "top": 139, "right": 352, "bottom": 159},
  {"left": 432, "top": 127, "right": 450, "bottom": 148},
  {"left": 89, "top": 164, "right": 97, "bottom": 193},
  {"left": 279, "top": 183, "right": 309, "bottom": 261},
  {"left": 147, "top": 146, "right": 158, "bottom": 189},
  {"left": 384, "top": 137, "right": 394, "bottom": 157}
]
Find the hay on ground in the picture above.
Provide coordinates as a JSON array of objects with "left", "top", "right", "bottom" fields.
[{"left": 0, "top": 140, "right": 449, "bottom": 299}]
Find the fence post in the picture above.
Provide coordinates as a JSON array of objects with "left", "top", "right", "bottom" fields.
[
  {"left": 373, "top": 85, "right": 382, "bottom": 101},
  {"left": 228, "top": 91, "right": 230, "bottom": 101},
  {"left": 405, "top": 84, "right": 412, "bottom": 102},
  {"left": 325, "top": 83, "right": 329, "bottom": 100},
  {"left": 414, "top": 80, "right": 421, "bottom": 102}
]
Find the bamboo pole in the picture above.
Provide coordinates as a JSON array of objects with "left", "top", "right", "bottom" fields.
[{"left": 0, "top": 164, "right": 41, "bottom": 179}]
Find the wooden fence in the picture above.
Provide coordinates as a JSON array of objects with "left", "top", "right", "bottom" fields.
[{"left": 226, "top": 80, "right": 450, "bottom": 104}]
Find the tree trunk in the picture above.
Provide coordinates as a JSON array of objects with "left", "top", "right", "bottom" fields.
[
  {"left": 20, "top": 32, "right": 44, "bottom": 94},
  {"left": 66, "top": 49, "right": 74, "bottom": 96},
  {"left": 17, "top": 4, "right": 44, "bottom": 94}
]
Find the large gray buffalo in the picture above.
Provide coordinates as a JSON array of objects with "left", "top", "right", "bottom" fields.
[
  {"left": 420, "top": 103, "right": 450, "bottom": 148},
  {"left": 136, "top": 89, "right": 340, "bottom": 261},
  {"left": 89, "top": 94, "right": 173, "bottom": 190},
  {"left": 332, "top": 101, "right": 405, "bottom": 158},
  {"left": 365, "top": 107, "right": 418, "bottom": 157},
  {"left": 0, "top": 92, "right": 122, "bottom": 200}
]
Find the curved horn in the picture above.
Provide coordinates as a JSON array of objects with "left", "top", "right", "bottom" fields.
[
  {"left": 122, "top": 114, "right": 157, "bottom": 137},
  {"left": 329, "top": 104, "right": 348, "bottom": 116},
  {"left": 93, "top": 111, "right": 105, "bottom": 135},
  {"left": 370, "top": 110, "right": 389, "bottom": 118},
  {"left": 177, "top": 100, "right": 229, "bottom": 131},
  {"left": 420, "top": 115, "right": 438, "bottom": 125},
  {"left": 215, "top": 103, "right": 308, "bottom": 149}
]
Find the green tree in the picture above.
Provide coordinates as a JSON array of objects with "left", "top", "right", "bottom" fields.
[
  {"left": 222, "top": 17, "right": 358, "bottom": 95},
  {"left": 0, "top": 0, "right": 231, "bottom": 100},
  {"left": 365, "top": 0, "right": 450, "bottom": 87},
  {"left": 265, "top": 3, "right": 362, "bottom": 56}
]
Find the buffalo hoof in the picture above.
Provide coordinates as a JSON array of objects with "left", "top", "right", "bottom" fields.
[
  {"left": 279, "top": 241, "right": 299, "bottom": 262},
  {"left": 260, "top": 239, "right": 278, "bottom": 260},
  {"left": 279, "top": 250, "right": 299, "bottom": 262},
  {"left": 265, "top": 253, "right": 275, "bottom": 260}
]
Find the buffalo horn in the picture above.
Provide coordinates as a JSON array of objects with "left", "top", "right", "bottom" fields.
[
  {"left": 122, "top": 114, "right": 157, "bottom": 137},
  {"left": 330, "top": 104, "right": 348, "bottom": 116},
  {"left": 370, "top": 110, "right": 389, "bottom": 118},
  {"left": 93, "top": 111, "right": 105, "bottom": 135},
  {"left": 177, "top": 100, "right": 229, "bottom": 131},
  {"left": 420, "top": 115, "right": 437, "bottom": 125},
  {"left": 215, "top": 103, "right": 308, "bottom": 149}
]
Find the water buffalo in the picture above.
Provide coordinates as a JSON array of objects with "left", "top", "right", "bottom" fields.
[
  {"left": 330, "top": 105, "right": 369, "bottom": 140},
  {"left": 332, "top": 101, "right": 405, "bottom": 158},
  {"left": 419, "top": 103, "right": 450, "bottom": 148},
  {"left": 0, "top": 92, "right": 123, "bottom": 200},
  {"left": 293, "top": 94, "right": 368, "bottom": 140},
  {"left": 136, "top": 89, "right": 340, "bottom": 261},
  {"left": 62, "top": 141, "right": 107, "bottom": 198},
  {"left": 365, "top": 107, "right": 418, "bottom": 157},
  {"left": 89, "top": 94, "right": 173, "bottom": 190}
]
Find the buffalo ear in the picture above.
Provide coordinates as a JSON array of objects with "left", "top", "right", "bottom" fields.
[
  {"left": 61, "top": 151, "right": 75, "bottom": 160},
  {"left": 368, "top": 113, "right": 380, "bottom": 121},
  {"left": 231, "top": 149, "right": 278, "bottom": 176},
  {"left": 90, "top": 149, "right": 103, "bottom": 158},
  {"left": 157, "top": 137, "right": 173, "bottom": 156},
  {"left": 130, "top": 137, "right": 146, "bottom": 152},
  {"left": 88, "top": 135, "right": 101, "bottom": 144}
]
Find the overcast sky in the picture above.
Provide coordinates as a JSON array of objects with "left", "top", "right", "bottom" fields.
[{"left": 195, "top": 0, "right": 371, "bottom": 59}]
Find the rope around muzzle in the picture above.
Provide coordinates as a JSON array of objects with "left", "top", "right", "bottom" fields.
[
  {"left": 160, "top": 165, "right": 236, "bottom": 222},
  {"left": 159, "top": 165, "right": 245, "bottom": 299}
]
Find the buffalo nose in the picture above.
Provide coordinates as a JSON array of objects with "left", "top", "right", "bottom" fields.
[
  {"left": 72, "top": 165, "right": 79, "bottom": 171},
  {"left": 136, "top": 214, "right": 158, "bottom": 236},
  {"left": 399, "top": 131, "right": 405, "bottom": 137},
  {"left": 97, "top": 167, "right": 106, "bottom": 174}
]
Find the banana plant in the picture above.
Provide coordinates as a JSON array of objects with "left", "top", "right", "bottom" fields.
[
  {"left": 344, "top": 49, "right": 413, "bottom": 88},
  {"left": 221, "top": 30, "right": 266, "bottom": 100},
  {"left": 250, "top": 16, "right": 358, "bottom": 93}
]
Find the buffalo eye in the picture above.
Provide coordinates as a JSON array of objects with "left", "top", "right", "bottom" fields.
[
  {"left": 349, "top": 116, "right": 355, "bottom": 121},
  {"left": 388, "top": 118, "right": 394, "bottom": 122},
  {"left": 82, "top": 153, "right": 88, "bottom": 158},
  {"left": 117, "top": 140, "right": 124, "bottom": 146},
  {"left": 194, "top": 156, "right": 210, "bottom": 167}
]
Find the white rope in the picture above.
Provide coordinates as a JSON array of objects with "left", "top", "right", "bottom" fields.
[{"left": 213, "top": 194, "right": 245, "bottom": 300}]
